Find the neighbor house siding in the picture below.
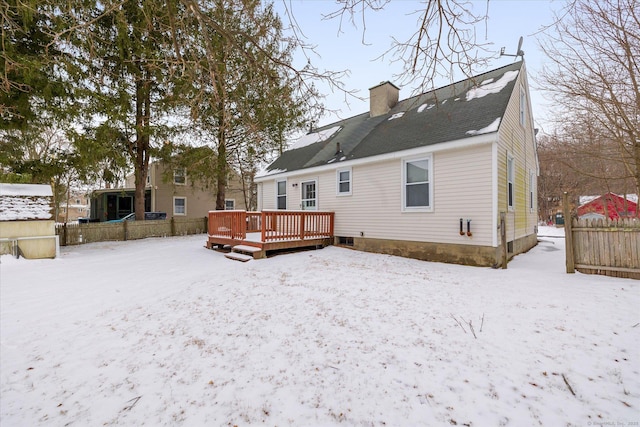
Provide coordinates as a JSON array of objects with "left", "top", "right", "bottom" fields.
[{"left": 125, "top": 162, "right": 247, "bottom": 218}]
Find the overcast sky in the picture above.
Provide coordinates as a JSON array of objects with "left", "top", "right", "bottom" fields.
[{"left": 275, "top": 0, "right": 568, "bottom": 133}]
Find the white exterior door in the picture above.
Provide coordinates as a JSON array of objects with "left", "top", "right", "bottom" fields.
[{"left": 301, "top": 180, "right": 317, "bottom": 210}]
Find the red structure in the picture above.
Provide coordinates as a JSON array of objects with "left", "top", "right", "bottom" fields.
[{"left": 578, "top": 192, "right": 638, "bottom": 220}]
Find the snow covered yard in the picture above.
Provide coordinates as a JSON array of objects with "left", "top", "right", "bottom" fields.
[{"left": 1, "top": 227, "right": 638, "bottom": 426}]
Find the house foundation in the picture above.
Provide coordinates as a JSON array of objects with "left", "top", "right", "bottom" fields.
[{"left": 337, "top": 234, "right": 538, "bottom": 268}]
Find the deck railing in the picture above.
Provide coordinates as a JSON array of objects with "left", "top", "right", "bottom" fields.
[{"left": 208, "top": 210, "right": 334, "bottom": 243}]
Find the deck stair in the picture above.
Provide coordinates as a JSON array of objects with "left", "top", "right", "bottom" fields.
[
  {"left": 224, "top": 244, "right": 264, "bottom": 262},
  {"left": 224, "top": 252, "right": 253, "bottom": 262}
]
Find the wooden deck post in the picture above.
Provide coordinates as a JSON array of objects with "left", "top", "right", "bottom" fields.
[
  {"left": 563, "top": 192, "right": 575, "bottom": 273},
  {"left": 299, "top": 212, "right": 306, "bottom": 240}
]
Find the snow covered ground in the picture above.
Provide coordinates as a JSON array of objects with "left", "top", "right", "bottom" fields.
[{"left": 1, "top": 226, "right": 638, "bottom": 426}]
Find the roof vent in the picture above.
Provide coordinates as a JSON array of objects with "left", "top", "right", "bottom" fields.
[{"left": 369, "top": 81, "right": 399, "bottom": 117}]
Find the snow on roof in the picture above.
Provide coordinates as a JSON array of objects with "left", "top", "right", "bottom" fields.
[
  {"left": 465, "top": 70, "right": 519, "bottom": 101},
  {"left": 255, "top": 168, "right": 286, "bottom": 179},
  {"left": 388, "top": 112, "right": 405, "bottom": 121},
  {"left": 0, "top": 183, "right": 53, "bottom": 221},
  {"left": 289, "top": 126, "right": 342, "bottom": 150},
  {"left": 0, "top": 183, "right": 53, "bottom": 197},
  {"left": 579, "top": 193, "right": 638, "bottom": 206},
  {"left": 465, "top": 118, "right": 501, "bottom": 136},
  {"left": 417, "top": 103, "right": 435, "bottom": 113}
]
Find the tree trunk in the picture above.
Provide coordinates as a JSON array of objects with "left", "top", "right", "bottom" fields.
[
  {"left": 134, "top": 74, "right": 151, "bottom": 220},
  {"left": 215, "top": 128, "right": 227, "bottom": 211}
]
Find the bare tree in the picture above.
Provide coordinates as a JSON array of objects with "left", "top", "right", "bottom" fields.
[
  {"left": 538, "top": 0, "right": 640, "bottom": 203},
  {"left": 302, "top": 0, "right": 494, "bottom": 92}
]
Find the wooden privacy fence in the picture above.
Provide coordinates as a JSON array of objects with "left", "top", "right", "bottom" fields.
[
  {"left": 564, "top": 217, "right": 640, "bottom": 279},
  {"left": 562, "top": 192, "right": 639, "bottom": 279},
  {"left": 56, "top": 217, "right": 207, "bottom": 246}
]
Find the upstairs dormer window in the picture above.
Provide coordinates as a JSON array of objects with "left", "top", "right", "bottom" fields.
[
  {"left": 520, "top": 84, "right": 526, "bottom": 126},
  {"left": 174, "top": 168, "right": 186, "bottom": 185}
]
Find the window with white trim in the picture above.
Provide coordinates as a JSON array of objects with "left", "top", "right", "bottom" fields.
[
  {"left": 174, "top": 168, "right": 186, "bottom": 185},
  {"left": 520, "top": 84, "right": 526, "bottom": 126},
  {"left": 403, "top": 156, "right": 432, "bottom": 210},
  {"left": 276, "top": 180, "right": 287, "bottom": 210},
  {"left": 225, "top": 199, "right": 235, "bottom": 210},
  {"left": 173, "top": 197, "right": 186, "bottom": 215},
  {"left": 301, "top": 180, "right": 317, "bottom": 210},
  {"left": 529, "top": 171, "right": 535, "bottom": 212},
  {"left": 507, "top": 155, "right": 515, "bottom": 210},
  {"left": 337, "top": 168, "right": 351, "bottom": 195}
]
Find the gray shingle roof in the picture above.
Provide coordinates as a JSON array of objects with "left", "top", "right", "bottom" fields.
[{"left": 262, "top": 61, "right": 523, "bottom": 176}]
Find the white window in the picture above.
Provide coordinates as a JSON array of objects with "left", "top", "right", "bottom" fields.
[
  {"left": 276, "top": 179, "right": 287, "bottom": 210},
  {"left": 173, "top": 197, "right": 186, "bottom": 215},
  {"left": 507, "top": 154, "right": 515, "bottom": 210},
  {"left": 301, "top": 180, "right": 317, "bottom": 210},
  {"left": 337, "top": 168, "right": 351, "bottom": 195},
  {"left": 529, "top": 171, "right": 535, "bottom": 212},
  {"left": 403, "top": 156, "right": 433, "bottom": 211},
  {"left": 225, "top": 199, "right": 235, "bottom": 210},
  {"left": 520, "top": 85, "right": 526, "bottom": 126},
  {"left": 174, "top": 168, "right": 186, "bottom": 185}
]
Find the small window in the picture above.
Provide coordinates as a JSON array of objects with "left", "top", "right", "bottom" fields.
[
  {"left": 520, "top": 85, "right": 526, "bottom": 126},
  {"left": 174, "top": 168, "right": 186, "bottom": 185},
  {"left": 225, "top": 199, "right": 235, "bottom": 210},
  {"left": 337, "top": 168, "right": 351, "bottom": 195},
  {"left": 403, "top": 156, "right": 432, "bottom": 211},
  {"left": 507, "top": 155, "right": 515, "bottom": 210},
  {"left": 529, "top": 171, "right": 535, "bottom": 212},
  {"left": 276, "top": 180, "right": 287, "bottom": 210},
  {"left": 173, "top": 197, "right": 186, "bottom": 215}
]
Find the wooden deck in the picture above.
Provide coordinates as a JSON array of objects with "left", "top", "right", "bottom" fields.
[{"left": 206, "top": 210, "right": 335, "bottom": 258}]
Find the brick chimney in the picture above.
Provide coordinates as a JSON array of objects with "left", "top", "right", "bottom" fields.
[{"left": 369, "top": 81, "right": 399, "bottom": 117}]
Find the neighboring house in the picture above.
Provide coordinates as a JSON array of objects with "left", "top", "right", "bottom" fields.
[
  {"left": 255, "top": 61, "right": 539, "bottom": 267},
  {"left": 578, "top": 192, "right": 638, "bottom": 220},
  {"left": 90, "top": 161, "right": 247, "bottom": 221},
  {"left": 0, "top": 183, "right": 57, "bottom": 258},
  {"left": 56, "top": 191, "right": 90, "bottom": 223}
]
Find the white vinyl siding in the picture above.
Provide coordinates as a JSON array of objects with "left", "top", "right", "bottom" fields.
[{"left": 289, "top": 143, "right": 494, "bottom": 246}]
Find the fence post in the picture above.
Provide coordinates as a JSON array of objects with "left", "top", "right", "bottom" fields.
[
  {"left": 123, "top": 220, "right": 128, "bottom": 241},
  {"left": 563, "top": 192, "right": 575, "bottom": 273},
  {"left": 171, "top": 216, "right": 176, "bottom": 236},
  {"left": 62, "top": 223, "right": 67, "bottom": 247}
]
